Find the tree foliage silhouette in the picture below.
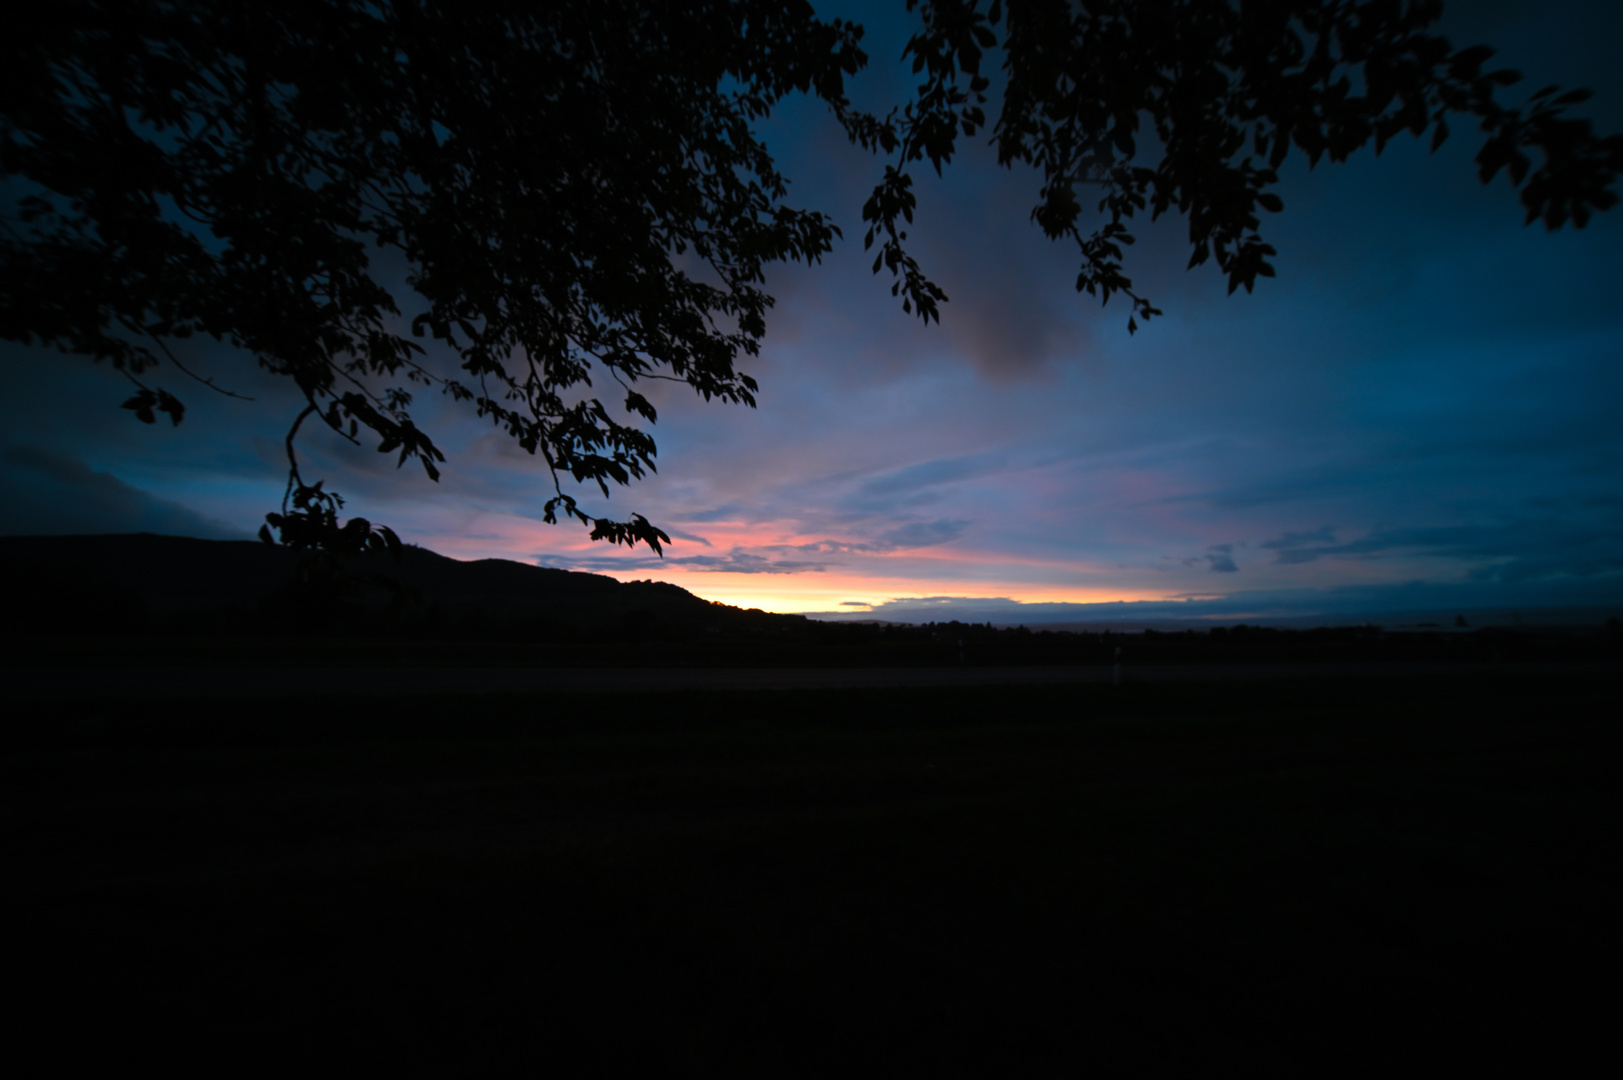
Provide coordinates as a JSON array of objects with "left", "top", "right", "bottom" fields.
[{"left": 4, "top": 1, "right": 1619, "bottom": 553}]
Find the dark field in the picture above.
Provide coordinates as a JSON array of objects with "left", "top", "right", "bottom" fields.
[{"left": 9, "top": 672, "right": 1619, "bottom": 1071}]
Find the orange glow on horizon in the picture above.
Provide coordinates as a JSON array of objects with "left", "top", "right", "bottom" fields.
[
  {"left": 410, "top": 513, "right": 1184, "bottom": 615},
  {"left": 421, "top": 561, "right": 1166, "bottom": 614},
  {"left": 584, "top": 566, "right": 1164, "bottom": 613}
]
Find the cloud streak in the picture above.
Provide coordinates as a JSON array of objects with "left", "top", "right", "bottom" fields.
[
  {"left": 0, "top": 443, "right": 246, "bottom": 540},
  {"left": 541, "top": 517, "right": 973, "bottom": 575},
  {"left": 1258, "top": 520, "right": 1623, "bottom": 584}
]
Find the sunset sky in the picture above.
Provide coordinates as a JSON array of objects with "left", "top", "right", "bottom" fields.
[{"left": 4, "top": 0, "right": 1621, "bottom": 625}]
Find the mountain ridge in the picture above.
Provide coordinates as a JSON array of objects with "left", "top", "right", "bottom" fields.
[{"left": 0, "top": 532, "right": 798, "bottom": 636}]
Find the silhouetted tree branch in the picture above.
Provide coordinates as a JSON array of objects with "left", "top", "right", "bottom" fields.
[
  {"left": 855, "top": 0, "right": 1623, "bottom": 331},
  {"left": 3, "top": 0, "right": 1618, "bottom": 558}
]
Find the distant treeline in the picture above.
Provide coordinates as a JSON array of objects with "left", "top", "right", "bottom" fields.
[
  {"left": 802, "top": 619, "right": 1623, "bottom": 668},
  {"left": 3, "top": 534, "right": 1619, "bottom": 667}
]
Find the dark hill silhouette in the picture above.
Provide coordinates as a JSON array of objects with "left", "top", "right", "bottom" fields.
[
  {"left": 0, "top": 533, "right": 797, "bottom": 638},
  {"left": 4, "top": 533, "right": 1617, "bottom": 669}
]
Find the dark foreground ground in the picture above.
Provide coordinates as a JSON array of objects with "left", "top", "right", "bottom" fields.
[
  {"left": 14, "top": 659, "right": 1614, "bottom": 698},
  {"left": 9, "top": 672, "right": 1619, "bottom": 1072}
]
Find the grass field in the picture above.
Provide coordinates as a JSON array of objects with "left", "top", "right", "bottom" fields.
[{"left": 9, "top": 672, "right": 1619, "bottom": 1072}]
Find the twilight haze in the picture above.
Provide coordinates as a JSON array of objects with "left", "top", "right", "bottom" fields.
[{"left": 3, "top": 0, "right": 1621, "bottom": 626}]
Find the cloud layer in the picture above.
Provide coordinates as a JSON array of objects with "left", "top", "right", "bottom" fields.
[
  {"left": 0, "top": 443, "right": 246, "bottom": 540},
  {"left": 2, "top": 1, "right": 1620, "bottom": 622}
]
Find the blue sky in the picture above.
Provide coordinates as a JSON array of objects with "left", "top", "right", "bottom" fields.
[{"left": 4, "top": 0, "right": 1621, "bottom": 625}]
